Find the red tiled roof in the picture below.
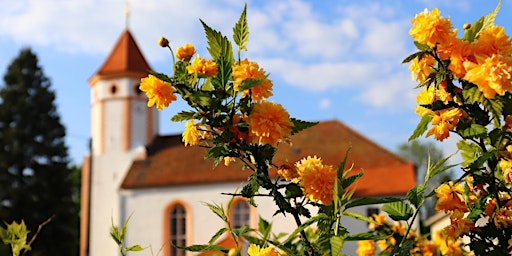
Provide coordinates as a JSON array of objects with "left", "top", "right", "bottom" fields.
[
  {"left": 121, "top": 120, "right": 416, "bottom": 197},
  {"left": 89, "top": 30, "right": 150, "bottom": 83}
]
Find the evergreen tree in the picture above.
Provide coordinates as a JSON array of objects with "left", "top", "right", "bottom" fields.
[{"left": 0, "top": 48, "right": 78, "bottom": 255}]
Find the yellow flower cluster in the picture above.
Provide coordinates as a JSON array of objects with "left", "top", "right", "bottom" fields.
[
  {"left": 434, "top": 182, "right": 467, "bottom": 213},
  {"left": 246, "top": 101, "right": 293, "bottom": 147},
  {"left": 232, "top": 58, "right": 273, "bottom": 101},
  {"left": 355, "top": 240, "right": 376, "bottom": 256},
  {"left": 247, "top": 244, "right": 283, "bottom": 256},
  {"left": 295, "top": 156, "right": 336, "bottom": 205},
  {"left": 139, "top": 75, "right": 177, "bottom": 111},
  {"left": 410, "top": 8, "right": 512, "bottom": 98},
  {"left": 175, "top": 43, "right": 196, "bottom": 61},
  {"left": 187, "top": 55, "right": 218, "bottom": 76}
]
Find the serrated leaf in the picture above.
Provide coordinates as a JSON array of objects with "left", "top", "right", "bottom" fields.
[
  {"left": 341, "top": 171, "right": 363, "bottom": 189},
  {"left": 382, "top": 201, "right": 414, "bottom": 221},
  {"left": 330, "top": 236, "right": 344, "bottom": 256},
  {"left": 200, "top": 19, "right": 234, "bottom": 65},
  {"left": 426, "top": 153, "right": 458, "bottom": 181},
  {"left": 345, "top": 232, "right": 391, "bottom": 241},
  {"left": 176, "top": 244, "right": 229, "bottom": 252},
  {"left": 409, "top": 114, "right": 432, "bottom": 141},
  {"left": 342, "top": 211, "right": 375, "bottom": 224},
  {"left": 464, "top": 0, "right": 501, "bottom": 42},
  {"left": 291, "top": 118, "right": 318, "bottom": 135},
  {"left": 457, "top": 123, "right": 487, "bottom": 138},
  {"left": 285, "top": 183, "right": 303, "bottom": 198},
  {"left": 345, "top": 197, "right": 402, "bottom": 209},
  {"left": 212, "top": 56, "right": 232, "bottom": 91},
  {"left": 171, "top": 111, "right": 197, "bottom": 122},
  {"left": 203, "top": 202, "right": 228, "bottom": 222},
  {"left": 457, "top": 140, "right": 482, "bottom": 167},
  {"left": 237, "top": 77, "right": 265, "bottom": 91},
  {"left": 233, "top": 4, "right": 249, "bottom": 52},
  {"left": 406, "top": 185, "right": 424, "bottom": 208}
]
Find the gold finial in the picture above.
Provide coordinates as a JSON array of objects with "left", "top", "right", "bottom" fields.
[{"left": 124, "top": 0, "right": 131, "bottom": 29}]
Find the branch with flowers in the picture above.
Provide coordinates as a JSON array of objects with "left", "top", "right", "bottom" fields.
[
  {"left": 137, "top": 4, "right": 422, "bottom": 256},
  {"left": 401, "top": 0, "right": 512, "bottom": 254}
]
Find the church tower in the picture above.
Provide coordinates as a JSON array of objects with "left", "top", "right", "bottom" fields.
[{"left": 80, "top": 30, "right": 158, "bottom": 256}]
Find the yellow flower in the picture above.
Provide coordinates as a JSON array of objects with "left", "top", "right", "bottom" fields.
[
  {"left": 368, "top": 213, "right": 388, "bottom": 231},
  {"left": 232, "top": 59, "right": 273, "bottom": 101},
  {"left": 295, "top": 156, "right": 336, "bottom": 205},
  {"left": 246, "top": 101, "right": 293, "bottom": 146},
  {"left": 157, "top": 36, "right": 169, "bottom": 47},
  {"left": 474, "top": 26, "right": 512, "bottom": 57},
  {"left": 416, "top": 86, "right": 436, "bottom": 105},
  {"left": 410, "top": 55, "right": 436, "bottom": 82},
  {"left": 463, "top": 54, "right": 512, "bottom": 98},
  {"left": 277, "top": 162, "right": 299, "bottom": 182},
  {"left": 187, "top": 55, "right": 218, "bottom": 76},
  {"left": 442, "top": 210, "right": 475, "bottom": 239},
  {"left": 426, "top": 107, "right": 464, "bottom": 141},
  {"left": 409, "top": 8, "right": 454, "bottom": 47},
  {"left": 433, "top": 231, "right": 464, "bottom": 256},
  {"left": 175, "top": 43, "right": 196, "bottom": 61},
  {"left": 224, "top": 157, "right": 236, "bottom": 167},
  {"left": 494, "top": 203, "right": 512, "bottom": 229},
  {"left": 436, "top": 81, "right": 453, "bottom": 104},
  {"left": 247, "top": 244, "right": 281, "bottom": 256},
  {"left": 446, "top": 38, "right": 474, "bottom": 79},
  {"left": 139, "top": 74, "right": 177, "bottom": 110},
  {"left": 499, "top": 157, "right": 512, "bottom": 184},
  {"left": 435, "top": 182, "right": 467, "bottom": 213},
  {"left": 356, "top": 240, "right": 376, "bottom": 256},
  {"left": 182, "top": 120, "right": 201, "bottom": 146}
]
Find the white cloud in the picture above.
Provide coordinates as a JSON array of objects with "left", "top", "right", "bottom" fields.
[
  {"left": 319, "top": 98, "right": 331, "bottom": 110},
  {"left": 357, "top": 71, "right": 416, "bottom": 109}
]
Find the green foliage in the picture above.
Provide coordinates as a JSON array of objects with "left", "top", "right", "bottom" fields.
[
  {"left": 200, "top": 19, "right": 234, "bottom": 65},
  {"left": 0, "top": 220, "right": 31, "bottom": 256},
  {"left": 408, "top": 114, "right": 433, "bottom": 141},
  {"left": 233, "top": 4, "right": 249, "bottom": 54},
  {"left": 110, "top": 215, "right": 145, "bottom": 256},
  {"left": 463, "top": 0, "right": 501, "bottom": 42}
]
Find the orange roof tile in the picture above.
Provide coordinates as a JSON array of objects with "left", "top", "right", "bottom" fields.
[
  {"left": 89, "top": 30, "right": 150, "bottom": 84},
  {"left": 121, "top": 120, "right": 416, "bottom": 197}
]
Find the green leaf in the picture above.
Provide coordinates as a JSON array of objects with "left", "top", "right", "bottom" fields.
[
  {"left": 200, "top": 19, "right": 234, "bottom": 65},
  {"left": 465, "top": 0, "right": 501, "bottom": 42},
  {"left": 382, "top": 201, "right": 414, "bottom": 221},
  {"left": 212, "top": 56, "right": 232, "bottom": 91},
  {"left": 283, "top": 214, "right": 327, "bottom": 244},
  {"left": 291, "top": 118, "right": 318, "bottom": 135},
  {"left": 237, "top": 77, "right": 265, "bottom": 92},
  {"left": 413, "top": 41, "right": 430, "bottom": 51},
  {"left": 406, "top": 185, "right": 424, "bottom": 208},
  {"left": 345, "top": 232, "right": 391, "bottom": 241},
  {"left": 463, "top": 85, "right": 503, "bottom": 123},
  {"left": 341, "top": 171, "right": 363, "bottom": 189},
  {"left": 204, "top": 202, "right": 228, "bottom": 222},
  {"left": 342, "top": 211, "right": 375, "bottom": 224},
  {"left": 208, "top": 228, "right": 228, "bottom": 244},
  {"left": 206, "top": 145, "right": 229, "bottom": 160},
  {"left": 171, "top": 111, "right": 197, "bottom": 122},
  {"left": 402, "top": 51, "right": 424, "bottom": 64},
  {"left": 176, "top": 244, "right": 229, "bottom": 252},
  {"left": 408, "top": 114, "right": 432, "bottom": 141},
  {"left": 285, "top": 183, "right": 303, "bottom": 198},
  {"left": 426, "top": 152, "right": 458, "bottom": 181},
  {"left": 330, "top": 236, "right": 344, "bottom": 256},
  {"left": 126, "top": 245, "right": 144, "bottom": 252},
  {"left": 233, "top": 4, "right": 249, "bottom": 52},
  {"left": 345, "top": 197, "right": 402, "bottom": 209},
  {"left": 457, "top": 140, "right": 482, "bottom": 167}
]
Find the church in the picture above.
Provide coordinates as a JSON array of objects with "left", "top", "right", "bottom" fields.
[{"left": 79, "top": 28, "right": 416, "bottom": 256}]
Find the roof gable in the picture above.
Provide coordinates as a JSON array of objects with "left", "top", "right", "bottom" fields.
[
  {"left": 121, "top": 120, "right": 416, "bottom": 197},
  {"left": 89, "top": 30, "right": 150, "bottom": 83}
]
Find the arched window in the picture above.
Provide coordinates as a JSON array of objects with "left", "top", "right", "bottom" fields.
[
  {"left": 169, "top": 203, "right": 187, "bottom": 256},
  {"left": 231, "top": 200, "right": 251, "bottom": 229}
]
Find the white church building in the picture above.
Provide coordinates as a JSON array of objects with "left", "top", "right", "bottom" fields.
[{"left": 79, "top": 29, "right": 416, "bottom": 256}]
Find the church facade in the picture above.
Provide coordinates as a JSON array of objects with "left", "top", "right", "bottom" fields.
[{"left": 79, "top": 29, "right": 416, "bottom": 256}]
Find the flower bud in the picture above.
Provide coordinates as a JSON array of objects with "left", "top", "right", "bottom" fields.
[
  {"left": 157, "top": 36, "right": 169, "bottom": 47},
  {"left": 463, "top": 23, "right": 471, "bottom": 30}
]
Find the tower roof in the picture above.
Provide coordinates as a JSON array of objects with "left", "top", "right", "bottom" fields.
[{"left": 89, "top": 30, "right": 151, "bottom": 85}]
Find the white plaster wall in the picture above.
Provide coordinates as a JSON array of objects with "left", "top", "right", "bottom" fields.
[{"left": 119, "top": 184, "right": 408, "bottom": 255}]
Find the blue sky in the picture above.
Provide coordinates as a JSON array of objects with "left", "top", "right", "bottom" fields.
[{"left": 0, "top": 0, "right": 510, "bottom": 165}]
